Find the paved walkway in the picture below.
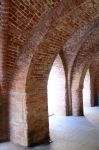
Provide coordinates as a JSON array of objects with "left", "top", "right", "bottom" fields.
[{"left": 0, "top": 107, "right": 99, "bottom": 150}]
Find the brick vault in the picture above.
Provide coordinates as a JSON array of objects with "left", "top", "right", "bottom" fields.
[{"left": 0, "top": 0, "right": 99, "bottom": 147}]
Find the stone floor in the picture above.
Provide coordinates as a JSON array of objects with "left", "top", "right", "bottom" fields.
[{"left": 0, "top": 107, "right": 99, "bottom": 150}]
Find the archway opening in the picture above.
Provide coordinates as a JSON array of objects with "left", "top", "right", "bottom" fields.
[
  {"left": 47, "top": 55, "right": 66, "bottom": 116},
  {"left": 83, "top": 69, "right": 91, "bottom": 109}
]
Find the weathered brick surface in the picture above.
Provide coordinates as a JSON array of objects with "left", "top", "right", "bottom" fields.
[
  {"left": 0, "top": 0, "right": 99, "bottom": 147},
  {"left": 71, "top": 26, "right": 99, "bottom": 115},
  {"left": 8, "top": 0, "right": 87, "bottom": 146},
  {"left": 24, "top": 0, "right": 99, "bottom": 145},
  {"left": 63, "top": 17, "right": 99, "bottom": 115}
]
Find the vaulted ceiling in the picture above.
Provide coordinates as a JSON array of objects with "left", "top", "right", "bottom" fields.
[{"left": 0, "top": 0, "right": 99, "bottom": 91}]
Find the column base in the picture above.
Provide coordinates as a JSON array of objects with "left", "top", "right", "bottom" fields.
[{"left": 28, "top": 135, "right": 50, "bottom": 147}]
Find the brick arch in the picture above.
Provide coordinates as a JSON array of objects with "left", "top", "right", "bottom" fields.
[
  {"left": 8, "top": 0, "right": 85, "bottom": 83},
  {"left": 71, "top": 26, "right": 99, "bottom": 116},
  {"left": 71, "top": 52, "right": 99, "bottom": 116},
  {"left": 5, "top": 0, "right": 86, "bottom": 146},
  {"left": 25, "top": 51, "right": 67, "bottom": 146},
  {"left": 62, "top": 17, "right": 99, "bottom": 115},
  {"left": 11, "top": 0, "right": 99, "bottom": 85},
  {"left": 24, "top": 24, "right": 99, "bottom": 147},
  {"left": 71, "top": 61, "right": 92, "bottom": 116},
  {"left": 8, "top": 0, "right": 99, "bottom": 147}
]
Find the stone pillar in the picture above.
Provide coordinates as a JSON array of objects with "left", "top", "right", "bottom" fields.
[{"left": 72, "top": 88, "right": 83, "bottom": 116}]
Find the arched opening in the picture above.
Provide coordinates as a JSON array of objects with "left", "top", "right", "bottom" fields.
[
  {"left": 47, "top": 55, "right": 66, "bottom": 116},
  {"left": 83, "top": 69, "right": 91, "bottom": 108}
]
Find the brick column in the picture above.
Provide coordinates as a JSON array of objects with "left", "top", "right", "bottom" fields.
[
  {"left": 9, "top": 86, "right": 49, "bottom": 146},
  {"left": 0, "top": 92, "right": 9, "bottom": 142},
  {"left": 72, "top": 88, "right": 83, "bottom": 116},
  {"left": 9, "top": 91, "right": 28, "bottom": 146},
  {"left": 26, "top": 88, "right": 49, "bottom": 146},
  {"left": 0, "top": 0, "right": 9, "bottom": 142}
]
